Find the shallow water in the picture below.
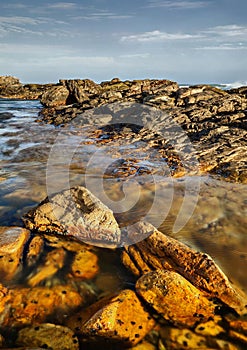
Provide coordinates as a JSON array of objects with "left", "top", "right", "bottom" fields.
[{"left": 0, "top": 98, "right": 247, "bottom": 295}]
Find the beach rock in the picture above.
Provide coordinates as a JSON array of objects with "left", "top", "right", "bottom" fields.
[
  {"left": 40, "top": 85, "right": 69, "bottom": 107},
  {"left": 122, "top": 222, "right": 247, "bottom": 315},
  {"left": 65, "top": 289, "right": 155, "bottom": 347},
  {"left": 16, "top": 323, "right": 79, "bottom": 350},
  {"left": 0, "top": 76, "right": 23, "bottom": 97},
  {"left": 1, "top": 285, "right": 84, "bottom": 328},
  {"left": 23, "top": 186, "right": 121, "bottom": 247},
  {"left": 136, "top": 270, "right": 216, "bottom": 327},
  {"left": 0, "top": 226, "right": 30, "bottom": 281},
  {"left": 0, "top": 76, "right": 53, "bottom": 99}
]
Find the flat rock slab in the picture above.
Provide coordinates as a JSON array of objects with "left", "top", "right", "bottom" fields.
[
  {"left": 0, "top": 226, "right": 30, "bottom": 281},
  {"left": 23, "top": 186, "right": 121, "bottom": 247}
]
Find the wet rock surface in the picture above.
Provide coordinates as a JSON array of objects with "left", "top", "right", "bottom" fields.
[
  {"left": 16, "top": 323, "right": 79, "bottom": 350},
  {"left": 0, "top": 227, "right": 30, "bottom": 281},
  {"left": 65, "top": 289, "right": 156, "bottom": 347}
]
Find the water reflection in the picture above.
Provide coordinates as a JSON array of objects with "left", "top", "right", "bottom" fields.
[{"left": 0, "top": 99, "right": 246, "bottom": 292}]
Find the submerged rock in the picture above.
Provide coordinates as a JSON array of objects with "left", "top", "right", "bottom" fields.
[
  {"left": 16, "top": 323, "right": 79, "bottom": 350},
  {"left": 0, "top": 285, "right": 84, "bottom": 328},
  {"left": 0, "top": 227, "right": 30, "bottom": 281},
  {"left": 23, "top": 186, "right": 121, "bottom": 247}
]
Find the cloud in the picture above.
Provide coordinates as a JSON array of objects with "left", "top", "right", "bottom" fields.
[
  {"left": 0, "top": 16, "right": 44, "bottom": 26},
  {"left": 119, "top": 53, "right": 150, "bottom": 58},
  {"left": 195, "top": 43, "right": 247, "bottom": 50},
  {"left": 205, "top": 25, "right": 247, "bottom": 38},
  {"left": 74, "top": 11, "right": 132, "bottom": 21},
  {"left": 47, "top": 2, "right": 76, "bottom": 9},
  {"left": 121, "top": 30, "right": 202, "bottom": 42},
  {"left": 146, "top": 0, "right": 208, "bottom": 9}
]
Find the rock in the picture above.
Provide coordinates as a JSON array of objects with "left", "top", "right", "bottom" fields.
[
  {"left": 136, "top": 270, "right": 216, "bottom": 327},
  {"left": 23, "top": 186, "right": 121, "bottom": 248},
  {"left": 0, "top": 227, "right": 30, "bottom": 281},
  {"left": 27, "top": 248, "right": 67, "bottom": 287},
  {"left": 1, "top": 285, "right": 84, "bottom": 328},
  {"left": 65, "top": 289, "right": 155, "bottom": 347},
  {"left": 160, "top": 327, "right": 208, "bottom": 349},
  {"left": 122, "top": 222, "right": 247, "bottom": 315},
  {"left": 16, "top": 323, "right": 79, "bottom": 350},
  {"left": 69, "top": 249, "right": 99, "bottom": 280},
  {"left": 25, "top": 235, "right": 44, "bottom": 268},
  {"left": 194, "top": 316, "right": 224, "bottom": 336},
  {"left": 40, "top": 85, "right": 69, "bottom": 107},
  {"left": 0, "top": 76, "right": 23, "bottom": 97}
]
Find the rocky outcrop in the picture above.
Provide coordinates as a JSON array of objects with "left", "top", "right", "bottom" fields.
[
  {"left": 0, "top": 76, "right": 54, "bottom": 100},
  {"left": 37, "top": 78, "right": 247, "bottom": 183}
]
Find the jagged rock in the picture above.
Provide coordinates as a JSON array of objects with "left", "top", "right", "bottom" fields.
[
  {"left": 40, "top": 85, "right": 69, "bottom": 107},
  {"left": 0, "top": 285, "right": 84, "bottom": 328},
  {"left": 136, "top": 269, "right": 216, "bottom": 327},
  {"left": 16, "top": 323, "right": 79, "bottom": 350},
  {"left": 23, "top": 186, "right": 121, "bottom": 247},
  {"left": 122, "top": 222, "right": 247, "bottom": 315},
  {"left": 65, "top": 289, "right": 155, "bottom": 347},
  {"left": 0, "top": 227, "right": 30, "bottom": 281},
  {"left": 0, "top": 76, "right": 23, "bottom": 97}
]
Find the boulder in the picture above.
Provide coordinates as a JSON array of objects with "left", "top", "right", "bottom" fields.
[
  {"left": 40, "top": 85, "right": 69, "bottom": 107},
  {"left": 122, "top": 222, "right": 247, "bottom": 315},
  {"left": 23, "top": 186, "right": 121, "bottom": 247},
  {"left": 136, "top": 269, "right": 216, "bottom": 327},
  {"left": 65, "top": 289, "right": 155, "bottom": 347}
]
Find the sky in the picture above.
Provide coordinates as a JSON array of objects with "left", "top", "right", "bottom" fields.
[{"left": 0, "top": 0, "right": 247, "bottom": 84}]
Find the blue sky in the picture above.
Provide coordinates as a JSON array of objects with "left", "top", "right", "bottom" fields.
[{"left": 0, "top": 0, "right": 247, "bottom": 84}]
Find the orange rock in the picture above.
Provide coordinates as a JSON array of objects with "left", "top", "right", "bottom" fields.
[
  {"left": 0, "top": 227, "right": 30, "bottom": 281},
  {"left": 2, "top": 285, "right": 84, "bottom": 328},
  {"left": 16, "top": 323, "right": 79, "bottom": 350},
  {"left": 66, "top": 289, "right": 155, "bottom": 347},
  {"left": 69, "top": 249, "right": 99, "bottom": 280},
  {"left": 123, "top": 222, "right": 247, "bottom": 315},
  {"left": 136, "top": 270, "right": 216, "bottom": 327}
]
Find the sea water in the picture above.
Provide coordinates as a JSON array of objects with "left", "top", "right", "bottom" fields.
[{"left": 0, "top": 98, "right": 246, "bottom": 293}]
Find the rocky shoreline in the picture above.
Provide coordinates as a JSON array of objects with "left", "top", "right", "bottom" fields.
[
  {"left": 0, "top": 76, "right": 247, "bottom": 349},
  {"left": 1, "top": 75, "right": 246, "bottom": 183}
]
